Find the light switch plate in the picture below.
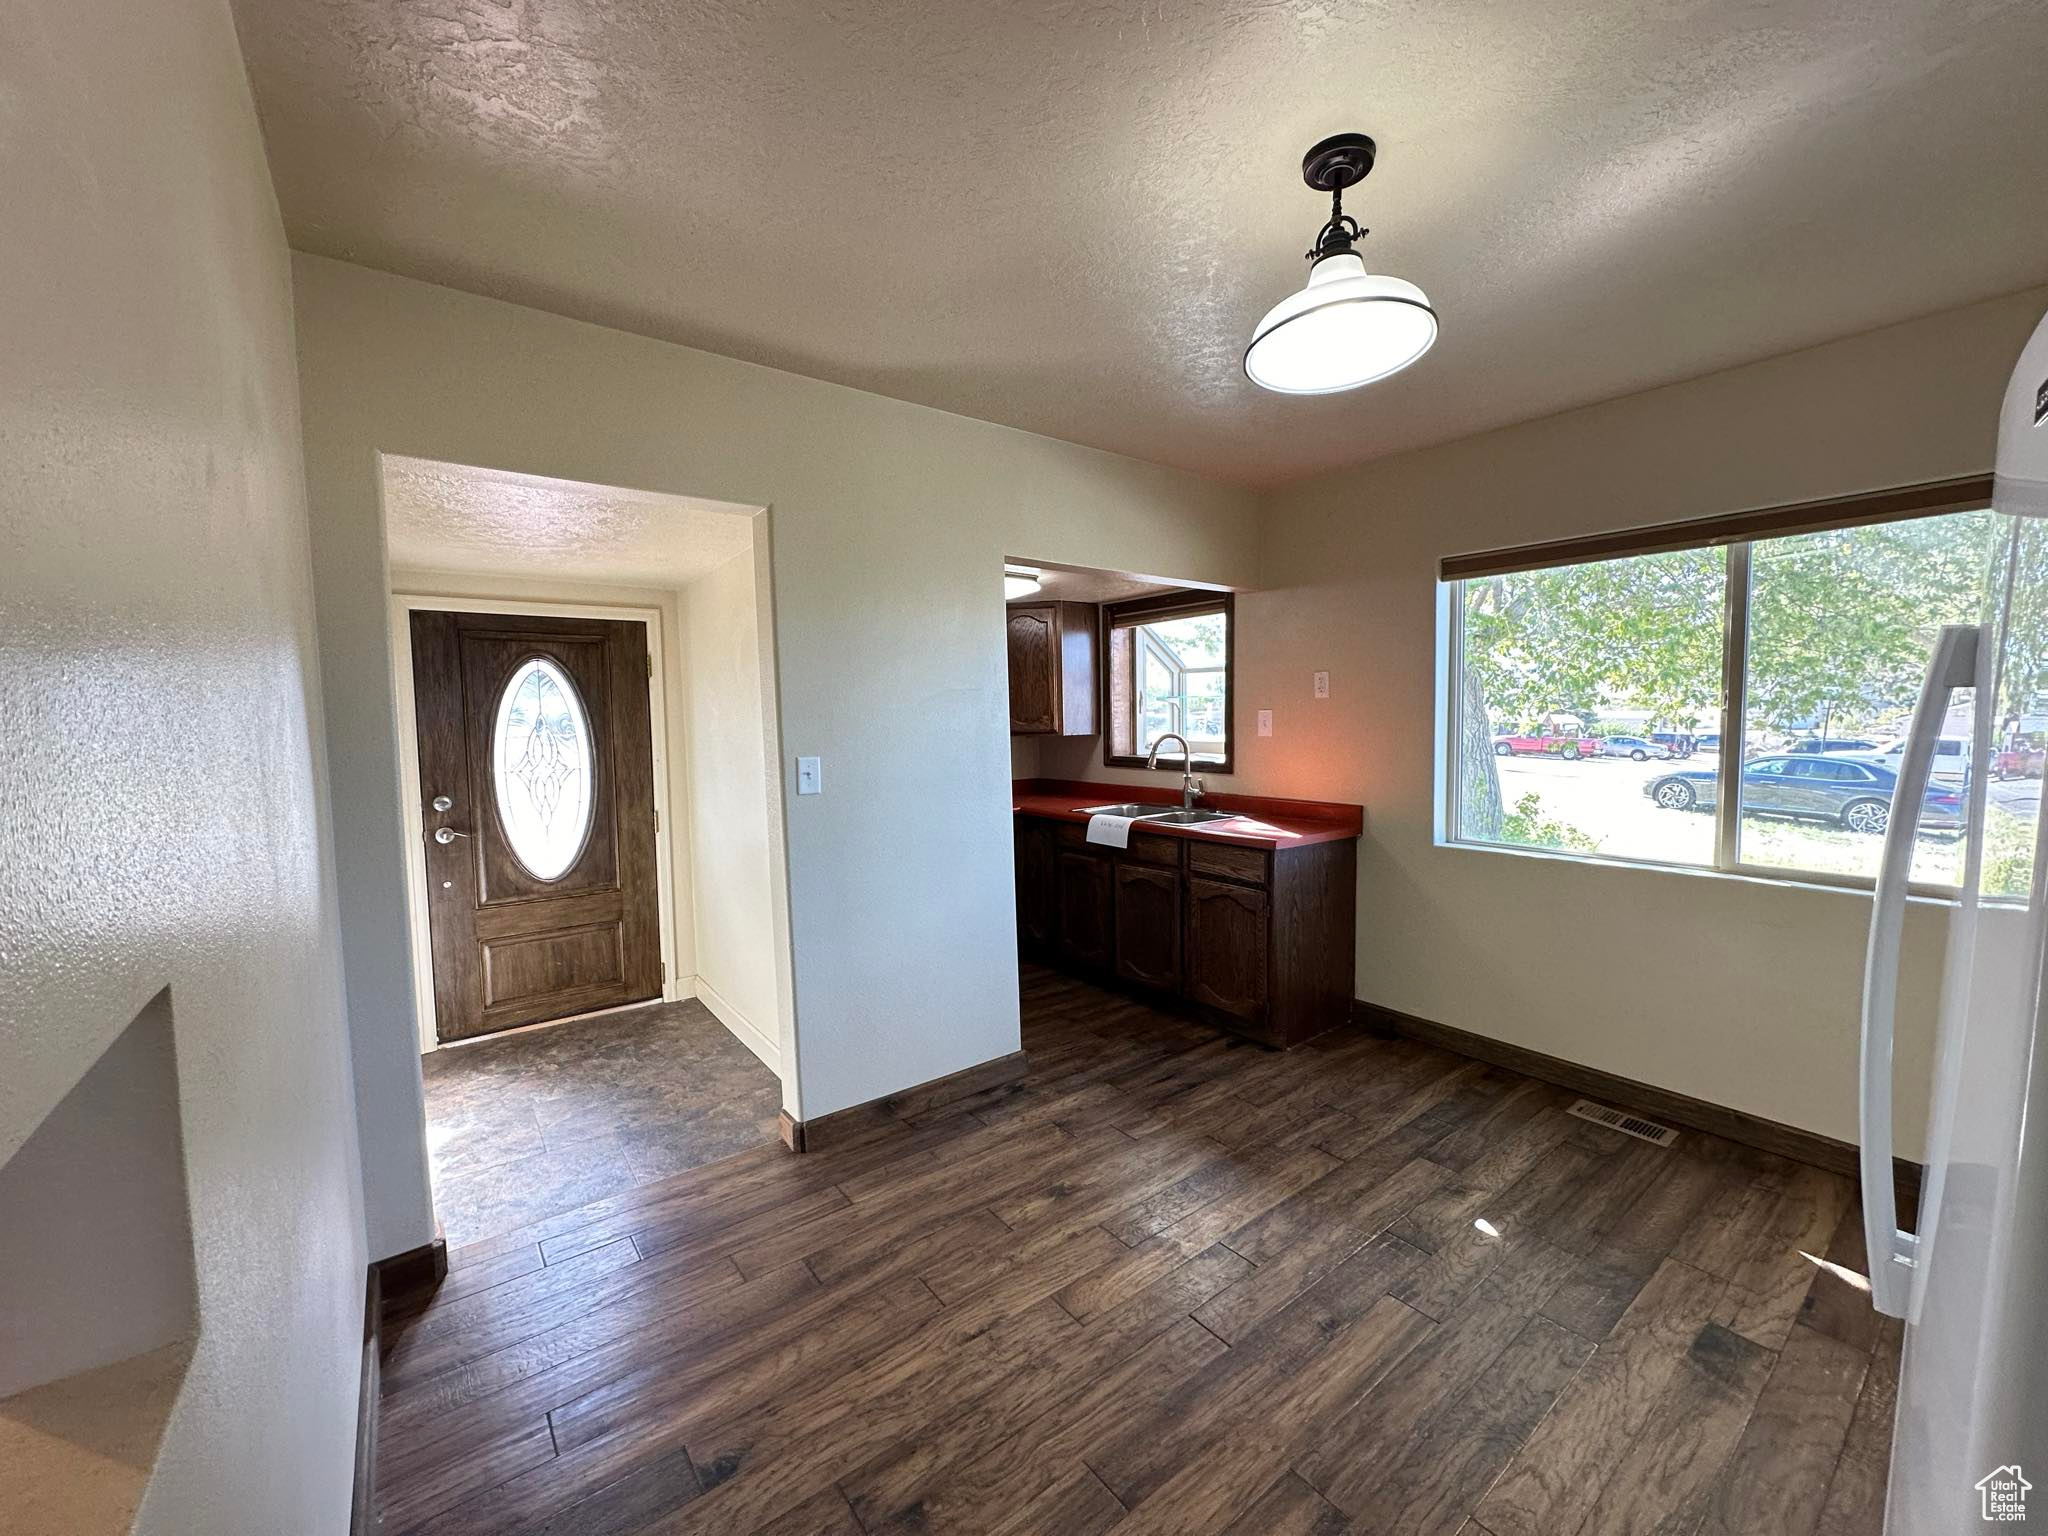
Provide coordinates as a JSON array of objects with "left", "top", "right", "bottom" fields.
[
  {"left": 1257, "top": 709, "right": 1274, "bottom": 737},
  {"left": 1312, "top": 671, "right": 1330, "bottom": 700},
  {"left": 796, "top": 756, "right": 822, "bottom": 795}
]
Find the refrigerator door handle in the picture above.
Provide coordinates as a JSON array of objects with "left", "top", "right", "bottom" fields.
[{"left": 1859, "top": 621, "right": 1980, "bottom": 1318}]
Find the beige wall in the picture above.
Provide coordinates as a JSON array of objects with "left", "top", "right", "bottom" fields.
[
  {"left": 0, "top": 0, "right": 363, "bottom": 1528},
  {"left": 1228, "top": 287, "right": 2048, "bottom": 1160},
  {"left": 680, "top": 549, "right": 790, "bottom": 1072},
  {"left": 294, "top": 256, "right": 1259, "bottom": 1247}
]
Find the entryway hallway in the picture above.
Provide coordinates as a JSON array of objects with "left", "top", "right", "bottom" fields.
[{"left": 422, "top": 998, "right": 781, "bottom": 1246}]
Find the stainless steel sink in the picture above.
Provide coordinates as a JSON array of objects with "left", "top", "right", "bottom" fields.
[
  {"left": 1136, "top": 809, "right": 1239, "bottom": 825},
  {"left": 1075, "top": 803, "right": 1157, "bottom": 817}
]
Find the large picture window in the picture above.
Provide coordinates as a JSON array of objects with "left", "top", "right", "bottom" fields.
[
  {"left": 1443, "top": 477, "right": 2045, "bottom": 896},
  {"left": 1104, "top": 592, "right": 1233, "bottom": 772}
]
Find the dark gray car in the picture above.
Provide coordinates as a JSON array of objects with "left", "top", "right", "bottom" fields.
[{"left": 1643, "top": 753, "right": 1966, "bottom": 835}]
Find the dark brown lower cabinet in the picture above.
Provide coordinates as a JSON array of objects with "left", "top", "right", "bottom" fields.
[
  {"left": 1184, "top": 876, "right": 1267, "bottom": 1020},
  {"left": 1055, "top": 849, "right": 1114, "bottom": 970},
  {"left": 1114, "top": 862, "right": 1181, "bottom": 991},
  {"left": 1015, "top": 819, "right": 1055, "bottom": 952},
  {"left": 1014, "top": 813, "right": 1357, "bottom": 1047}
]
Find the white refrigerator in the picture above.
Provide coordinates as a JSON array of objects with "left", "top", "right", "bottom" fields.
[{"left": 1863, "top": 305, "right": 2048, "bottom": 1532}]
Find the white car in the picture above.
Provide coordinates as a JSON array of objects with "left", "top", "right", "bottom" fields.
[
  {"left": 1598, "top": 735, "right": 1673, "bottom": 761},
  {"left": 1853, "top": 737, "right": 1973, "bottom": 782}
]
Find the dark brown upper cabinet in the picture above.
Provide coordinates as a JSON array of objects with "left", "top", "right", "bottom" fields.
[{"left": 1007, "top": 601, "right": 1097, "bottom": 736}]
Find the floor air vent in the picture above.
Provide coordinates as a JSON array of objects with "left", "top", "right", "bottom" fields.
[{"left": 1567, "top": 1099, "right": 1680, "bottom": 1147}]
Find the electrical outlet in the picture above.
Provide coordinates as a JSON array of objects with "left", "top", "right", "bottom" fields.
[
  {"left": 1312, "top": 671, "right": 1330, "bottom": 700},
  {"left": 1257, "top": 709, "right": 1274, "bottom": 737},
  {"left": 796, "top": 756, "right": 822, "bottom": 795}
]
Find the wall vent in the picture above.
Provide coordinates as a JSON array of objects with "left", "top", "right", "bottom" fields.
[{"left": 1567, "top": 1098, "right": 1679, "bottom": 1147}]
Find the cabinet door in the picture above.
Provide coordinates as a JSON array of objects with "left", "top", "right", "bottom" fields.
[
  {"left": 1056, "top": 850, "right": 1114, "bottom": 971},
  {"left": 1015, "top": 820, "right": 1056, "bottom": 952},
  {"left": 1114, "top": 861, "right": 1181, "bottom": 991},
  {"left": 1007, "top": 605, "right": 1057, "bottom": 733},
  {"left": 1185, "top": 876, "right": 1268, "bottom": 1021}
]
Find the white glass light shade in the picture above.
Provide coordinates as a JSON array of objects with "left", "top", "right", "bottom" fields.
[
  {"left": 1244, "top": 251, "right": 1437, "bottom": 395},
  {"left": 1004, "top": 567, "right": 1042, "bottom": 600}
]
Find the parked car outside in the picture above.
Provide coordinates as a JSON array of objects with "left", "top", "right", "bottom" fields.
[
  {"left": 1647, "top": 730, "right": 1696, "bottom": 757},
  {"left": 1996, "top": 737, "right": 2047, "bottom": 780},
  {"left": 1858, "top": 737, "right": 1973, "bottom": 784},
  {"left": 1785, "top": 737, "right": 1881, "bottom": 755},
  {"left": 1493, "top": 728, "right": 1601, "bottom": 760},
  {"left": 1598, "top": 735, "right": 1673, "bottom": 761},
  {"left": 1643, "top": 753, "right": 1966, "bottom": 836},
  {"left": 1694, "top": 732, "right": 1721, "bottom": 755}
]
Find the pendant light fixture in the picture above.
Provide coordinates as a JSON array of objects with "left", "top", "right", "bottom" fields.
[
  {"left": 1244, "top": 133, "right": 1437, "bottom": 395},
  {"left": 1003, "top": 564, "right": 1042, "bottom": 600}
]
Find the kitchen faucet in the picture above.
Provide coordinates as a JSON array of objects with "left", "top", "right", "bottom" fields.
[{"left": 1146, "top": 732, "right": 1204, "bottom": 814}]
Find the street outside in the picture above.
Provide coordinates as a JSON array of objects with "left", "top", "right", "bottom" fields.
[{"left": 1490, "top": 752, "right": 2042, "bottom": 885}]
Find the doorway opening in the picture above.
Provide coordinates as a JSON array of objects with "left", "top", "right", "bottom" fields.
[
  {"left": 1003, "top": 556, "right": 1240, "bottom": 1038},
  {"left": 382, "top": 454, "right": 794, "bottom": 1246}
]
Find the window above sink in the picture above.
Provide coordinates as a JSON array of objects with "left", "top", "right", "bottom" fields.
[{"left": 1103, "top": 591, "right": 1234, "bottom": 774}]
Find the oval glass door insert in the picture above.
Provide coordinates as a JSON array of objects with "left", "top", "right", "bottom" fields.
[{"left": 491, "top": 656, "right": 594, "bottom": 881}]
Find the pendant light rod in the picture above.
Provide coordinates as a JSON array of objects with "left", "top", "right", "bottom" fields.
[{"left": 1301, "top": 132, "right": 1376, "bottom": 261}]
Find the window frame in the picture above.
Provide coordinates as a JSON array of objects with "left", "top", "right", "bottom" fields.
[
  {"left": 1439, "top": 477, "right": 1997, "bottom": 896},
  {"left": 1101, "top": 589, "right": 1236, "bottom": 774}
]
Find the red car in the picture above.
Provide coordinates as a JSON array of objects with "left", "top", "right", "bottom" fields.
[
  {"left": 1996, "top": 740, "right": 2046, "bottom": 780},
  {"left": 1492, "top": 728, "right": 1600, "bottom": 761}
]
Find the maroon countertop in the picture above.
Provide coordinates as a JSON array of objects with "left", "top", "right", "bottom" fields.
[{"left": 1011, "top": 778, "right": 1363, "bottom": 850}]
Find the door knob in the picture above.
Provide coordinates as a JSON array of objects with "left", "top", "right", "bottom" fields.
[{"left": 433, "top": 827, "right": 470, "bottom": 844}]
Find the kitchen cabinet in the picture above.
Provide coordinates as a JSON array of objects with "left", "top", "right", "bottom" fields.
[
  {"left": 1114, "top": 862, "right": 1181, "bottom": 991},
  {"left": 1015, "top": 818, "right": 1056, "bottom": 953},
  {"left": 1055, "top": 848, "right": 1114, "bottom": 970},
  {"left": 1007, "top": 601, "right": 1097, "bottom": 736},
  {"left": 1184, "top": 876, "right": 1266, "bottom": 1019},
  {"left": 1013, "top": 809, "right": 1357, "bottom": 1047}
]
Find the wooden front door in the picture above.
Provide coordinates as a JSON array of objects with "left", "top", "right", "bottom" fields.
[{"left": 410, "top": 610, "right": 661, "bottom": 1042}]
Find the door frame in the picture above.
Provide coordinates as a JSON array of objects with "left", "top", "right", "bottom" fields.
[{"left": 391, "top": 593, "right": 682, "bottom": 1053}]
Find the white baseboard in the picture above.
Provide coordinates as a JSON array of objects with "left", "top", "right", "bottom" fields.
[
  {"left": 694, "top": 978, "right": 780, "bottom": 1076},
  {"left": 663, "top": 974, "right": 698, "bottom": 1003}
]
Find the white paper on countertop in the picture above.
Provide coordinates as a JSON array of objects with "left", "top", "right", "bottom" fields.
[{"left": 1085, "top": 813, "right": 1137, "bottom": 849}]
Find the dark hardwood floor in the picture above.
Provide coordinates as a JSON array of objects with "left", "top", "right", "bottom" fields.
[
  {"left": 420, "top": 997, "right": 782, "bottom": 1246},
  {"left": 377, "top": 964, "right": 1898, "bottom": 1536}
]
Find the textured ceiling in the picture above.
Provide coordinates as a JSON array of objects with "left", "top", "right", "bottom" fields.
[
  {"left": 382, "top": 456, "right": 756, "bottom": 585},
  {"left": 238, "top": 0, "right": 2048, "bottom": 486}
]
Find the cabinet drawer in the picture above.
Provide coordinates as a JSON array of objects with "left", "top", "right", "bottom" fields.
[
  {"left": 1053, "top": 821, "right": 1108, "bottom": 853},
  {"left": 1120, "top": 831, "right": 1181, "bottom": 870},
  {"left": 1186, "top": 841, "right": 1269, "bottom": 887},
  {"left": 1053, "top": 820, "right": 1178, "bottom": 865}
]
